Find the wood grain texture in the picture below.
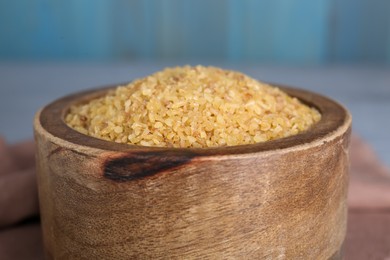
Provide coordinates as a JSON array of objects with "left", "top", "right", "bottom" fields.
[{"left": 34, "top": 84, "right": 351, "bottom": 259}]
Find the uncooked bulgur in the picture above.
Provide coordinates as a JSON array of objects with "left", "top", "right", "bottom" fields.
[{"left": 65, "top": 66, "right": 321, "bottom": 148}]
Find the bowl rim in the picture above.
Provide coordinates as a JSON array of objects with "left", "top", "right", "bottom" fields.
[{"left": 37, "top": 82, "right": 351, "bottom": 156}]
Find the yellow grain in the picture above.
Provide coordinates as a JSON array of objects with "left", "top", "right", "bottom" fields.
[{"left": 66, "top": 66, "right": 321, "bottom": 148}]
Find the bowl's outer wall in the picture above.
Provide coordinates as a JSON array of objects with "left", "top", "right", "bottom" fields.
[
  {"left": 34, "top": 85, "right": 351, "bottom": 259},
  {"left": 35, "top": 122, "right": 350, "bottom": 259}
]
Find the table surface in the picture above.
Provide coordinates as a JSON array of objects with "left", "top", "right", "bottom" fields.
[{"left": 0, "top": 62, "right": 389, "bottom": 167}]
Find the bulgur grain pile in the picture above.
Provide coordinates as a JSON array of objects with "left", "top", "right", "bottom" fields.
[{"left": 65, "top": 66, "right": 321, "bottom": 148}]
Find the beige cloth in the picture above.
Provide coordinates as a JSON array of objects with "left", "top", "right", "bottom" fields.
[
  {"left": 346, "top": 135, "right": 390, "bottom": 260},
  {"left": 0, "top": 135, "right": 389, "bottom": 259}
]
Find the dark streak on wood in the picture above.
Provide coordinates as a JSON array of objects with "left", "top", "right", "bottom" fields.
[
  {"left": 48, "top": 145, "right": 94, "bottom": 159},
  {"left": 70, "top": 149, "right": 95, "bottom": 158},
  {"left": 103, "top": 151, "right": 197, "bottom": 182},
  {"left": 48, "top": 146, "right": 64, "bottom": 158}
]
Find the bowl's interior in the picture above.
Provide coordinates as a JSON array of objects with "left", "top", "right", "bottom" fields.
[{"left": 39, "top": 83, "right": 349, "bottom": 156}]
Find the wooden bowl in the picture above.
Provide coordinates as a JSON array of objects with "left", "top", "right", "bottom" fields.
[{"left": 34, "top": 84, "right": 351, "bottom": 259}]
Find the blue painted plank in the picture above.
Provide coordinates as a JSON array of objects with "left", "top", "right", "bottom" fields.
[
  {"left": 227, "top": 0, "right": 331, "bottom": 63},
  {"left": 155, "top": 0, "right": 229, "bottom": 60},
  {"left": 0, "top": 1, "right": 41, "bottom": 59},
  {"left": 109, "top": 0, "right": 160, "bottom": 60},
  {"left": 1, "top": 0, "right": 389, "bottom": 63},
  {"left": 227, "top": 0, "right": 244, "bottom": 61},
  {"left": 0, "top": 0, "right": 113, "bottom": 60},
  {"left": 386, "top": 4, "right": 390, "bottom": 64},
  {"left": 329, "top": 0, "right": 390, "bottom": 63}
]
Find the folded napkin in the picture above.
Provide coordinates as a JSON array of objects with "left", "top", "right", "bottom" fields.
[
  {"left": 0, "top": 135, "right": 389, "bottom": 259},
  {"left": 346, "top": 135, "right": 390, "bottom": 260}
]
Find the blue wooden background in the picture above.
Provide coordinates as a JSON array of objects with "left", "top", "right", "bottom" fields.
[{"left": 0, "top": 0, "right": 389, "bottom": 64}]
